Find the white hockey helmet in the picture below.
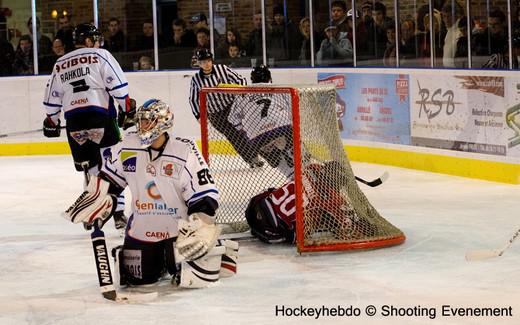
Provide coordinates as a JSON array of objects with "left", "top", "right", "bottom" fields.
[{"left": 136, "top": 99, "right": 174, "bottom": 148}]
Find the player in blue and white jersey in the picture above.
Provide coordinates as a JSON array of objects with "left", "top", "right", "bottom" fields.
[
  {"left": 42, "top": 23, "right": 132, "bottom": 230},
  {"left": 63, "top": 99, "right": 238, "bottom": 288}
]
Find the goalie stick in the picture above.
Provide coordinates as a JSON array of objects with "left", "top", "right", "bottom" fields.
[
  {"left": 81, "top": 165, "right": 157, "bottom": 303},
  {"left": 355, "top": 171, "right": 389, "bottom": 187},
  {"left": 90, "top": 224, "right": 158, "bottom": 302},
  {"left": 465, "top": 227, "right": 520, "bottom": 261}
]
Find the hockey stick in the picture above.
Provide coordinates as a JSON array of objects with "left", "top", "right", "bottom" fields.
[
  {"left": 81, "top": 165, "right": 156, "bottom": 302},
  {"left": 465, "top": 228, "right": 520, "bottom": 261},
  {"left": 355, "top": 171, "right": 389, "bottom": 187},
  {"left": 0, "top": 126, "right": 65, "bottom": 138},
  {"left": 90, "top": 224, "right": 158, "bottom": 302}
]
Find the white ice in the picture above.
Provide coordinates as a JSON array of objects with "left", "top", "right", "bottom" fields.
[{"left": 0, "top": 155, "right": 519, "bottom": 325}]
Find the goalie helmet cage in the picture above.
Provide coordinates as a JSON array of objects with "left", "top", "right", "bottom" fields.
[{"left": 200, "top": 85, "right": 405, "bottom": 253}]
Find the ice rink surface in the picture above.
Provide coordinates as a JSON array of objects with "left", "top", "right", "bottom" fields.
[{"left": 0, "top": 154, "right": 519, "bottom": 325}]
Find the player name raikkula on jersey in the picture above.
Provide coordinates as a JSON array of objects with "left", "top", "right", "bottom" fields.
[{"left": 60, "top": 66, "right": 91, "bottom": 83}]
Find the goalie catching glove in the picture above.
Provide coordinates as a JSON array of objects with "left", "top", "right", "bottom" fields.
[
  {"left": 175, "top": 213, "right": 221, "bottom": 261},
  {"left": 62, "top": 175, "right": 116, "bottom": 227}
]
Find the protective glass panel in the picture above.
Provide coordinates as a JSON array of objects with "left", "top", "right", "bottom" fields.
[
  {"left": 264, "top": 0, "right": 311, "bottom": 67},
  {"left": 98, "top": 0, "right": 153, "bottom": 71},
  {"left": 2, "top": 1, "right": 33, "bottom": 76},
  {"left": 470, "top": 0, "right": 509, "bottom": 69},
  {"left": 158, "top": 0, "right": 210, "bottom": 70}
]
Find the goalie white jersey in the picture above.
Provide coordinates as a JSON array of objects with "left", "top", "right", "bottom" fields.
[
  {"left": 100, "top": 132, "right": 219, "bottom": 243},
  {"left": 43, "top": 47, "right": 128, "bottom": 122},
  {"left": 228, "top": 92, "right": 292, "bottom": 142}
]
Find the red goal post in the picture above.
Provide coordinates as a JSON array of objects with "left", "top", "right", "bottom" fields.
[{"left": 199, "top": 85, "right": 405, "bottom": 252}]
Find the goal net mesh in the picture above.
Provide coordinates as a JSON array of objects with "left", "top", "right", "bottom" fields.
[{"left": 200, "top": 85, "right": 405, "bottom": 252}]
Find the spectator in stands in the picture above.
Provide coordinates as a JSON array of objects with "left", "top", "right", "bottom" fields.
[
  {"left": 191, "top": 13, "right": 208, "bottom": 31},
  {"left": 356, "top": 1, "right": 373, "bottom": 59},
  {"left": 373, "top": 2, "right": 393, "bottom": 58},
  {"left": 195, "top": 27, "right": 210, "bottom": 50},
  {"left": 135, "top": 20, "right": 155, "bottom": 50},
  {"left": 224, "top": 43, "right": 246, "bottom": 68},
  {"left": 190, "top": 27, "right": 210, "bottom": 67},
  {"left": 190, "top": 12, "right": 221, "bottom": 44},
  {"left": 52, "top": 38, "right": 65, "bottom": 57},
  {"left": 513, "top": 8, "right": 520, "bottom": 36},
  {"left": 55, "top": 14, "right": 74, "bottom": 53},
  {"left": 0, "top": 17, "right": 14, "bottom": 76},
  {"left": 138, "top": 55, "right": 153, "bottom": 70},
  {"left": 383, "top": 23, "right": 396, "bottom": 66},
  {"left": 217, "top": 28, "right": 242, "bottom": 58},
  {"left": 441, "top": 2, "right": 464, "bottom": 68},
  {"left": 454, "top": 16, "right": 469, "bottom": 68},
  {"left": 104, "top": 17, "right": 127, "bottom": 53},
  {"left": 298, "top": 17, "right": 311, "bottom": 65},
  {"left": 345, "top": 9, "right": 362, "bottom": 46},
  {"left": 316, "top": 24, "right": 353, "bottom": 66},
  {"left": 416, "top": 11, "right": 443, "bottom": 66},
  {"left": 482, "top": 33, "right": 520, "bottom": 69},
  {"left": 245, "top": 11, "right": 263, "bottom": 59},
  {"left": 399, "top": 18, "right": 419, "bottom": 66},
  {"left": 473, "top": 9, "right": 508, "bottom": 59},
  {"left": 170, "top": 18, "right": 196, "bottom": 48},
  {"left": 361, "top": 0, "right": 373, "bottom": 23},
  {"left": 27, "top": 17, "right": 53, "bottom": 57},
  {"left": 331, "top": 1, "right": 349, "bottom": 34},
  {"left": 268, "top": 5, "right": 299, "bottom": 65},
  {"left": 12, "top": 35, "right": 33, "bottom": 75}
]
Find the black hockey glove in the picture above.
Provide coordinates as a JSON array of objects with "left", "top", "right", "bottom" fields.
[
  {"left": 118, "top": 98, "right": 137, "bottom": 130},
  {"left": 43, "top": 117, "right": 61, "bottom": 138}
]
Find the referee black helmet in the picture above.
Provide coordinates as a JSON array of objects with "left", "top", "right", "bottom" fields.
[{"left": 195, "top": 48, "right": 213, "bottom": 61}]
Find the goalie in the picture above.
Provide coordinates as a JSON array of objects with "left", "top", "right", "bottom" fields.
[
  {"left": 63, "top": 99, "right": 238, "bottom": 289},
  {"left": 245, "top": 161, "right": 359, "bottom": 243}
]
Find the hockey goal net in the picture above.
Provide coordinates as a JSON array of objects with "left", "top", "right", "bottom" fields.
[{"left": 200, "top": 84, "right": 405, "bottom": 252}]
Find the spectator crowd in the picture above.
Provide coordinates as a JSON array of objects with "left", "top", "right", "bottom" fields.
[{"left": 0, "top": 0, "right": 518, "bottom": 76}]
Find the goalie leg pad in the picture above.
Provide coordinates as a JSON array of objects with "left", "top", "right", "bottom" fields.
[
  {"left": 217, "top": 239, "right": 239, "bottom": 278},
  {"left": 63, "top": 176, "right": 116, "bottom": 226},
  {"left": 120, "top": 239, "right": 167, "bottom": 286},
  {"left": 177, "top": 245, "right": 226, "bottom": 289}
]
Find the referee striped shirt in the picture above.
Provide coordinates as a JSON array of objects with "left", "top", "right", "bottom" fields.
[{"left": 189, "top": 64, "right": 247, "bottom": 120}]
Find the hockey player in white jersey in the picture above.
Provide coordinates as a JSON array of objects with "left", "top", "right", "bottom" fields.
[
  {"left": 63, "top": 99, "right": 238, "bottom": 288},
  {"left": 42, "top": 23, "right": 132, "bottom": 231},
  {"left": 228, "top": 65, "right": 296, "bottom": 178}
]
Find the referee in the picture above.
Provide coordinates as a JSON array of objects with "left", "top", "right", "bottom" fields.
[{"left": 189, "top": 49, "right": 261, "bottom": 167}]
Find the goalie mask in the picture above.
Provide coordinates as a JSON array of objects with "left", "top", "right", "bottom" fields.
[{"left": 136, "top": 99, "right": 174, "bottom": 148}]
